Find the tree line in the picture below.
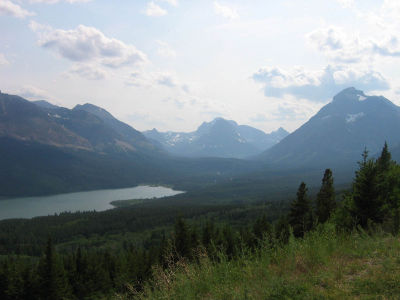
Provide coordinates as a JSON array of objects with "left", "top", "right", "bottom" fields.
[
  {"left": 0, "top": 143, "right": 399, "bottom": 299},
  {"left": 288, "top": 142, "right": 400, "bottom": 238}
]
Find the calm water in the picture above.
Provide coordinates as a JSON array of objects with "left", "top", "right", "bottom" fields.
[{"left": 0, "top": 186, "right": 184, "bottom": 220}]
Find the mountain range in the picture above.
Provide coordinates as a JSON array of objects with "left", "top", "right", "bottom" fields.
[
  {"left": 144, "top": 118, "right": 288, "bottom": 158},
  {"left": 1, "top": 87, "right": 400, "bottom": 197},
  {"left": 0, "top": 92, "right": 261, "bottom": 197}
]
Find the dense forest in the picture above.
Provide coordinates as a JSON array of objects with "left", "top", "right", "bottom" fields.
[{"left": 0, "top": 143, "right": 399, "bottom": 299}]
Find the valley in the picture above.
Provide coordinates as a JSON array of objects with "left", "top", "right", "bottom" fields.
[
  {"left": 0, "top": 87, "right": 399, "bottom": 299},
  {"left": 2, "top": 1, "right": 400, "bottom": 298}
]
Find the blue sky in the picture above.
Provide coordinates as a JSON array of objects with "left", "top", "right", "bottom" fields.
[{"left": 0, "top": 0, "right": 399, "bottom": 132}]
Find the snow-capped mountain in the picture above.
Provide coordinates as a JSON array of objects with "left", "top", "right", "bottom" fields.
[
  {"left": 259, "top": 87, "right": 400, "bottom": 168},
  {"left": 144, "top": 118, "right": 288, "bottom": 158}
]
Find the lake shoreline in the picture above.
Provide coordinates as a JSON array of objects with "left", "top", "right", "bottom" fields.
[
  {"left": 110, "top": 190, "right": 185, "bottom": 208},
  {"left": 0, "top": 185, "right": 184, "bottom": 220},
  {"left": 0, "top": 183, "right": 179, "bottom": 201}
]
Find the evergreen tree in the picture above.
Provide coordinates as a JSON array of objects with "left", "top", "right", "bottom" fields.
[
  {"left": 37, "top": 238, "right": 71, "bottom": 300},
  {"left": 288, "top": 182, "right": 313, "bottom": 237},
  {"left": 173, "top": 218, "right": 191, "bottom": 259},
  {"left": 352, "top": 149, "right": 382, "bottom": 228},
  {"left": 190, "top": 226, "right": 200, "bottom": 259},
  {"left": 377, "top": 141, "right": 392, "bottom": 173},
  {"left": 252, "top": 214, "right": 273, "bottom": 247},
  {"left": 202, "top": 222, "right": 215, "bottom": 250},
  {"left": 71, "top": 246, "right": 88, "bottom": 296},
  {"left": 222, "top": 225, "right": 237, "bottom": 259},
  {"left": 316, "top": 169, "right": 336, "bottom": 223},
  {"left": 274, "top": 216, "right": 290, "bottom": 244},
  {"left": 375, "top": 143, "right": 400, "bottom": 234},
  {"left": 376, "top": 143, "right": 396, "bottom": 225},
  {"left": 253, "top": 214, "right": 272, "bottom": 240},
  {"left": 385, "top": 165, "right": 400, "bottom": 234}
]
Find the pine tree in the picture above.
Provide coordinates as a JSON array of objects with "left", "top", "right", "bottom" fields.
[
  {"left": 377, "top": 141, "right": 392, "bottom": 173},
  {"left": 386, "top": 165, "right": 400, "bottom": 235},
  {"left": 37, "top": 238, "right": 71, "bottom": 300},
  {"left": 352, "top": 149, "right": 381, "bottom": 228},
  {"left": 202, "top": 222, "right": 215, "bottom": 250},
  {"left": 274, "top": 216, "right": 290, "bottom": 244},
  {"left": 253, "top": 214, "right": 273, "bottom": 247},
  {"left": 288, "top": 182, "right": 313, "bottom": 237},
  {"left": 376, "top": 143, "right": 395, "bottom": 217},
  {"left": 375, "top": 143, "right": 400, "bottom": 234},
  {"left": 173, "top": 217, "right": 191, "bottom": 259},
  {"left": 316, "top": 169, "right": 336, "bottom": 223},
  {"left": 222, "top": 225, "right": 237, "bottom": 259},
  {"left": 190, "top": 226, "right": 200, "bottom": 258},
  {"left": 253, "top": 214, "right": 272, "bottom": 239}
]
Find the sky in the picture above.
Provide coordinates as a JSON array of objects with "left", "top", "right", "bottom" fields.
[{"left": 1, "top": 0, "right": 400, "bottom": 133}]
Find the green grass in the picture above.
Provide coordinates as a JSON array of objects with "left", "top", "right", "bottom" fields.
[{"left": 125, "top": 224, "right": 400, "bottom": 300}]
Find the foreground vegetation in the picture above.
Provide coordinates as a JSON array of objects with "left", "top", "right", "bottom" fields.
[
  {"left": 0, "top": 143, "right": 399, "bottom": 299},
  {"left": 130, "top": 143, "right": 400, "bottom": 299},
  {"left": 136, "top": 224, "right": 400, "bottom": 299}
]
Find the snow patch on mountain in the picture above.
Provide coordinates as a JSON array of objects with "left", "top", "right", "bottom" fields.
[
  {"left": 358, "top": 95, "right": 367, "bottom": 101},
  {"left": 143, "top": 118, "right": 289, "bottom": 158},
  {"left": 346, "top": 112, "right": 365, "bottom": 123}
]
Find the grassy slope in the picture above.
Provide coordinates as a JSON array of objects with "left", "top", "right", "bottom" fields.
[{"left": 133, "top": 224, "right": 400, "bottom": 300}]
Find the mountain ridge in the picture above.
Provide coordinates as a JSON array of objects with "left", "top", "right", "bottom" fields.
[
  {"left": 0, "top": 92, "right": 265, "bottom": 197},
  {"left": 0, "top": 92, "right": 161, "bottom": 155},
  {"left": 258, "top": 87, "right": 400, "bottom": 168},
  {"left": 144, "top": 118, "right": 288, "bottom": 158}
]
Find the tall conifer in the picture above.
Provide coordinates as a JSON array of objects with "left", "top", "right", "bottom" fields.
[
  {"left": 353, "top": 149, "right": 381, "bottom": 227},
  {"left": 37, "top": 238, "right": 71, "bottom": 300},
  {"left": 288, "top": 182, "right": 313, "bottom": 237},
  {"left": 316, "top": 169, "right": 336, "bottom": 223}
]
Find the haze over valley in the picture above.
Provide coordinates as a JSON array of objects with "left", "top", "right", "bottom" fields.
[{"left": 1, "top": 1, "right": 400, "bottom": 299}]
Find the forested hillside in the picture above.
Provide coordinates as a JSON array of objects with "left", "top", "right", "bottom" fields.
[{"left": 0, "top": 143, "right": 399, "bottom": 299}]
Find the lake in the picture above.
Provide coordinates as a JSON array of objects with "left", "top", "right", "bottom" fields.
[{"left": 0, "top": 185, "right": 184, "bottom": 220}]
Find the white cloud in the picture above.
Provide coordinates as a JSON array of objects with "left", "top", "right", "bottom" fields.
[
  {"left": 125, "top": 71, "right": 150, "bottom": 87},
  {"left": 145, "top": 2, "right": 167, "bottom": 17},
  {"left": 309, "top": 2, "right": 400, "bottom": 63},
  {"left": 0, "top": 53, "right": 9, "bottom": 65},
  {"left": 67, "top": 63, "right": 107, "bottom": 80},
  {"left": 250, "top": 113, "right": 268, "bottom": 123},
  {"left": 156, "top": 40, "right": 176, "bottom": 58},
  {"left": 0, "top": 0, "right": 34, "bottom": 18},
  {"left": 308, "top": 26, "right": 400, "bottom": 62},
  {"left": 253, "top": 65, "right": 389, "bottom": 102},
  {"left": 156, "top": 72, "right": 179, "bottom": 87},
  {"left": 270, "top": 104, "right": 307, "bottom": 121},
  {"left": 31, "top": 22, "right": 147, "bottom": 69},
  {"left": 155, "top": 72, "right": 190, "bottom": 93},
  {"left": 125, "top": 71, "right": 188, "bottom": 93},
  {"left": 16, "top": 85, "right": 52, "bottom": 100},
  {"left": 307, "top": 27, "right": 369, "bottom": 63},
  {"left": 213, "top": 2, "right": 238, "bottom": 20},
  {"left": 372, "top": 36, "right": 400, "bottom": 57}
]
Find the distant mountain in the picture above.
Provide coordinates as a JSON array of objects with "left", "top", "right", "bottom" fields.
[
  {"left": 32, "top": 100, "right": 60, "bottom": 110},
  {"left": 0, "top": 92, "right": 263, "bottom": 197},
  {"left": 0, "top": 93, "right": 91, "bottom": 150},
  {"left": 0, "top": 92, "right": 164, "bottom": 196},
  {"left": 68, "top": 103, "right": 161, "bottom": 154},
  {"left": 259, "top": 87, "right": 400, "bottom": 168},
  {"left": 0, "top": 93, "right": 160, "bottom": 155},
  {"left": 144, "top": 118, "right": 288, "bottom": 158}
]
